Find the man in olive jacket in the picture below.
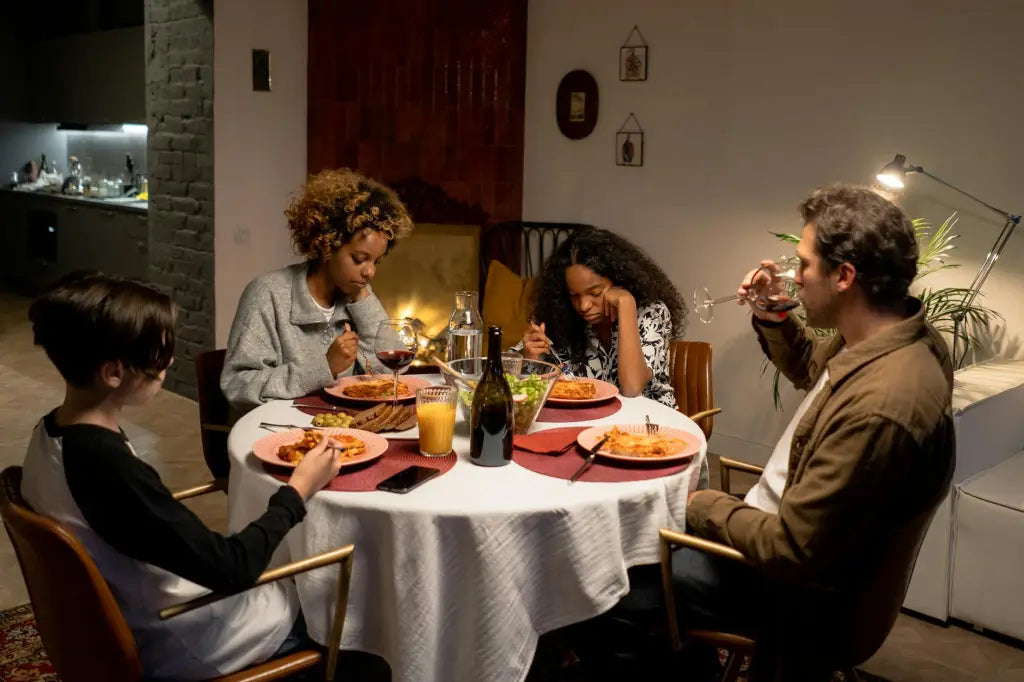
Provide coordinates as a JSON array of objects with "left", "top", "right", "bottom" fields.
[{"left": 682, "top": 185, "right": 955, "bottom": 679}]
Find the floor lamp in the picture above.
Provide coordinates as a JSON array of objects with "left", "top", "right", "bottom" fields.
[{"left": 876, "top": 154, "right": 1021, "bottom": 369}]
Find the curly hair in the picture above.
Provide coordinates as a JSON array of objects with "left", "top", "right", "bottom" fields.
[
  {"left": 530, "top": 227, "right": 687, "bottom": 364},
  {"left": 285, "top": 168, "right": 414, "bottom": 261},
  {"left": 799, "top": 184, "right": 917, "bottom": 309}
]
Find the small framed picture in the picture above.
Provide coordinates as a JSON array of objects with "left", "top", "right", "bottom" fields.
[
  {"left": 569, "top": 92, "right": 586, "bottom": 122},
  {"left": 619, "top": 45, "right": 647, "bottom": 81},
  {"left": 616, "top": 132, "right": 643, "bottom": 167}
]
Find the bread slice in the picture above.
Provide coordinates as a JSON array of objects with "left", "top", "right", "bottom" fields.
[{"left": 351, "top": 403, "right": 389, "bottom": 429}]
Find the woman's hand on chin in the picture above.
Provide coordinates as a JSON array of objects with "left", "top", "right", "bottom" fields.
[{"left": 602, "top": 286, "right": 636, "bottom": 323}]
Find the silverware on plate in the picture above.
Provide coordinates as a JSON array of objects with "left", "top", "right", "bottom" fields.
[
  {"left": 258, "top": 422, "right": 313, "bottom": 432},
  {"left": 569, "top": 434, "right": 612, "bottom": 483}
]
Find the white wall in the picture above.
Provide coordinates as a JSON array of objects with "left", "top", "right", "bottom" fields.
[
  {"left": 524, "top": 0, "right": 1024, "bottom": 462},
  {"left": 214, "top": 0, "right": 307, "bottom": 346}
]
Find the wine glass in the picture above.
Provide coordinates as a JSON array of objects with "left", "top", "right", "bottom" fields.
[
  {"left": 693, "top": 257, "right": 801, "bottom": 324},
  {"left": 375, "top": 318, "right": 419, "bottom": 407}
]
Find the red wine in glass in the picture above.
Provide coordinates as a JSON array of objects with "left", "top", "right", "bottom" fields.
[{"left": 376, "top": 349, "right": 416, "bottom": 371}]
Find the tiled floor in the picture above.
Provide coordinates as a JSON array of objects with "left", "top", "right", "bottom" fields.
[{"left": 1, "top": 290, "right": 1022, "bottom": 680}]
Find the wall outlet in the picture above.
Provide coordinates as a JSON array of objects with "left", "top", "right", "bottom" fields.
[{"left": 233, "top": 226, "right": 250, "bottom": 246}]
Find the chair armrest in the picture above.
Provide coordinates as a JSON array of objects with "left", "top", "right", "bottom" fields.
[
  {"left": 687, "top": 407, "right": 722, "bottom": 423},
  {"left": 171, "top": 480, "right": 227, "bottom": 501},
  {"left": 160, "top": 544, "right": 355, "bottom": 680},
  {"left": 718, "top": 456, "right": 764, "bottom": 496},
  {"left": 659, "top": 528, "right": 748, "bottom": 565},
  {"left": 659, "top": 528, "right": 748, "bottom": 651}
]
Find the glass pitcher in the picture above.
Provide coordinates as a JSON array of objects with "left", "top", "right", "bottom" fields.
[{"left": 446, "top": 291, "right": 484, "bottom": 362}]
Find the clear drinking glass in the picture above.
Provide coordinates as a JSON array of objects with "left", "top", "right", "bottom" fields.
[
  {"left": 416, "top": 386, "right": 457, "bottom": 457},
  {"left": 693, "top": 257, "right": 801, "bottom": 324},
  {"left": 446, "top": 291, "right": 484, "bottom": 362},
  {"left": 375, "top": 318, "right": 419, "bottom": 407}
]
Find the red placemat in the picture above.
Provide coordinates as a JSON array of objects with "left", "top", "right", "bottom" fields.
[
  {"left": 291, "top": 393, "right": 360, "bottom": 417},
  {"left": 263, "top": 439, "right": 456, "bottom": 492},
  {"left": 536, "top": 397, "right": 622, "bottom": 423},
  {"left": 513, "top": 426, "right": 691, "bottom": 483}
]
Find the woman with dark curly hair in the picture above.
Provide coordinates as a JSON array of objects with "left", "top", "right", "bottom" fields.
[
  {"left": 221, "top": 168, "right": 413, "bottom": 414},
  {"left": 519, "top": 227, "right": 686, "bottom": 407}
]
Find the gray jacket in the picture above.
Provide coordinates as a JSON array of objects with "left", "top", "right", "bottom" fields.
[{"left": 220, "top": 262, "right": 390, "bottom": 415}]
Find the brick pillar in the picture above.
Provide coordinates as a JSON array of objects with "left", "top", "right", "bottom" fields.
[{"left": 144, "top": 0, "right": 214, "bottom": 399}]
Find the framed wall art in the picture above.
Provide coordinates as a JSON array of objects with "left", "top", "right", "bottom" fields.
[
  {"left": 616, "top": 113, "right": 644, "bottom": 167},
  {"left": 620, "top": 26, "right": 648, "bottom": 81},
  {"left": 556, "top": 70, "right": 599, "bottom": 139}
]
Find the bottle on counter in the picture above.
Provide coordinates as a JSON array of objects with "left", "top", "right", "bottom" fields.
[{"left": 469, "top": 325, "right": 513, "bottom": 467}]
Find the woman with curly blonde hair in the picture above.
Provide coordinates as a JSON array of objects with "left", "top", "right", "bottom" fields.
[{"left": 222, "top": 169, "right": 414, "bottom": 414}]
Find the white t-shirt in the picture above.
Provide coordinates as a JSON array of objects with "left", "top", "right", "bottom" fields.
[{"left": 744, "top": 367, "right": 831, "bottom": 513}]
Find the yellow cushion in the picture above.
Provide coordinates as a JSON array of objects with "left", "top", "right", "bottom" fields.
[{"left": 482, "top": 259, "right": 536, "bottom": 350}]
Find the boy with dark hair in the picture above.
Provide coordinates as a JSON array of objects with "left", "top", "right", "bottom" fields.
[{"left": 21, "top": 273, "right": 344, "bottom": 679}]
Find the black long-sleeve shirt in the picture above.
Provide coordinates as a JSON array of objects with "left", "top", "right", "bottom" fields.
[{"left": 47, "top": 411, "right": 306, "bottom": 593}]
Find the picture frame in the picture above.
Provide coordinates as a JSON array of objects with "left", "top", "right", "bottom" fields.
[
  {"left": 616, "top": 132, "right": 643, "bottom": 167},
  {"left": 556, "top": 70, "right": 599, "bottom": 140},
  {"left": 619, "top": 46, "right": 647, "bottom": 82},
  {"left": 619, "top": 26, "right": 649, "bottom": 82}
]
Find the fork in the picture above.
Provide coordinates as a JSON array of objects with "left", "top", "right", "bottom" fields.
[{"left": 645, "top": 415, "right": 659, "bottom": 435}]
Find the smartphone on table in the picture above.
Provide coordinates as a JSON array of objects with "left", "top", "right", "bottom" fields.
[{"left": 375, "top": 465, "right": 440, "bottom": 494}]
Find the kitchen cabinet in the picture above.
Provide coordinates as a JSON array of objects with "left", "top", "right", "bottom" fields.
[
  {"left": 0, "top": 190, "right": 148, "bottom": 294},
  {"left": 27, "top": 26, "right": 145, "bottom": 124}
]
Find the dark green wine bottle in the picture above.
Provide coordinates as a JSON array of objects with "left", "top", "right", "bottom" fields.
[{"left": 470, "top": 326, "right": 513, "bottom": 467}]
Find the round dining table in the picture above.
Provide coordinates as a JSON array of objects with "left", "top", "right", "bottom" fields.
[{"left": 227, "top": 384, "right": 706, "bottom": 682}]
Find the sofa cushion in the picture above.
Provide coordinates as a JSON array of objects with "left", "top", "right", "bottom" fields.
[
  {"left": 482, "top": 259, "right": 536, "bottom": 350},
  {"left": 958, "top": 449, "right": 1024, "bottom": 511}
]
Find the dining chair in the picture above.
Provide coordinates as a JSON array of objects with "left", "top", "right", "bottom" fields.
[
  {"left": 0, "top": 466, "right": 355, "bottom": 682},
  {"left": 668, "top": 340, "right": 722, "bottom": 440},
  {"left": 196, "top": 348, "right": 231, "bottom": 485},
  {"left": 659, "top": 470, "right": 945, "bottom": 681}
]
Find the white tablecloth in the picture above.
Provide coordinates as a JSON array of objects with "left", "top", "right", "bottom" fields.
[{"left": 227, "top": 388, "right": 705, "bottom": 682}]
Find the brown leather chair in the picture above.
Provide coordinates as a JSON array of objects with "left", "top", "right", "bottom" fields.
[
  {"left": 669, "top": 340, "right": 721, "bottom": 440},
  {"left": 1, "top": 466, "right": 354, "bottom": 681},
  {"left": 658, "top": 463, "right": 946, "bottom": 682},
  {"left": 197, "top": 348, "right": 231, "bottom": 483}
]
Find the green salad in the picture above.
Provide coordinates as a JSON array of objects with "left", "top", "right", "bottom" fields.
[{"left": 458, "top": 373, "right": 550, "bottom": 433}]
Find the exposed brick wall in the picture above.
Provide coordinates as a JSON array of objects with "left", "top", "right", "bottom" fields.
[
  {"left": 144, "top": 0, "right": 214, "bottom": 399},
  {"left": 307, "top": 0, "right": 527, "bottom": 223}
]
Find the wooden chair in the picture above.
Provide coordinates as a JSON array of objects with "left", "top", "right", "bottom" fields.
[
  {"left": 658, "top": 460, "right": 944, "bottom": 682},
  {"left": 0, "top": 466, "right": 354, "bottom": 682},
  {"left": 196, "top": 348, "right": 231, "bottom": 484},
  {"left": 669, "top": 340, "right": 721, "bottom": 440}
]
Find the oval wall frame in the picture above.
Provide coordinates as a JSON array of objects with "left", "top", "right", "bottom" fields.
[{"left": 556, "top": 70, "right": 599, "bottom": 140}]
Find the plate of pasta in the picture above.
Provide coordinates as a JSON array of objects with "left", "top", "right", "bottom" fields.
[
  {"left": 575, "top": 424, "right": 699, "bottom": 463},
  {"left": 251, "top": 427, "right": 388, "bottom": 469},
  {"left": 544, "top": 377, "right": 619, "bottom": 406},
  {"left": 324, "top": 375, "right": 431, "bottom": 403}
]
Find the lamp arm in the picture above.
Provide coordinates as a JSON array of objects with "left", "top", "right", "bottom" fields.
[{"left": 915, "top": 169, "right": 1014, "bottom": 220}]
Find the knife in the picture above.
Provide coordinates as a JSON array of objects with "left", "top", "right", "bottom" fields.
[{"left": 569, "top": 434, "right": 612, "bottom": 483}]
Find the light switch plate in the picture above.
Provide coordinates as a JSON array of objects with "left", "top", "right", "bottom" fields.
[{"left": 252, "top": 49, "right": 271, "bottom": 91}]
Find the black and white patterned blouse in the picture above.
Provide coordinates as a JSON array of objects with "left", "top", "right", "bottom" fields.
[{"left": 521, "top": 300, "right": 677, "bottom": 408}]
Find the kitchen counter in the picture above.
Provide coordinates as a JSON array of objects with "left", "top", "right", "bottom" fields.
[{"left": 1, "top": 188, "right": 148, "bottom": 213}]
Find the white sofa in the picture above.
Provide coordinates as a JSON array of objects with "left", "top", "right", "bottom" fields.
[
  {"left": 950, "top": 450, "right": 1024, "bottom": 639},
  {"left": 901, "top": 358, "right": 1024, "bottom": 621}
]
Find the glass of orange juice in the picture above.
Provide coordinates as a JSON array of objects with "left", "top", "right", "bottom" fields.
[{"left": 416, "top": 386, "right": 457, "bottom": 457}]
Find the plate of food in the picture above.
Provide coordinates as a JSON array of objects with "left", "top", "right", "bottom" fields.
[
  {"left": 251, "top": 427, "right": 388, "bottom": 469},
  {"left": 324, "top": 375, "right": 432, "bottom": 403},
  {"left": 576, "top": 424, "right": 700, "bottom": 463},
  {"left": 545, "top": 377, "right": 619, "bottom": 406}
]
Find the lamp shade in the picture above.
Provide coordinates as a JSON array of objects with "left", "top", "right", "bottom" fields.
[{"left": 876, "top": 153, "right": 909, "bottom": 189}]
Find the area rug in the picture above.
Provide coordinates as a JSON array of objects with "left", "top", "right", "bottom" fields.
[{"left": 0, "top": 605, "right": 57, "bottom": 681}]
